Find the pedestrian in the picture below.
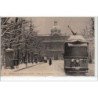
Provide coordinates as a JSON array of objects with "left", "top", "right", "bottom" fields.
[{"left": 49, "top": 58, "right": 52, "bottom": 65}]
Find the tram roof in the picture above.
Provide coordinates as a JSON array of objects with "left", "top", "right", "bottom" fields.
[{"left": 66, "top": 35, "right": 87, "bottom": 43}]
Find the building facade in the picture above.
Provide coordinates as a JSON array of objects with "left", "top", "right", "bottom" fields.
[{"left": 38, "top": 21, "right": 68, "bottom": 60}]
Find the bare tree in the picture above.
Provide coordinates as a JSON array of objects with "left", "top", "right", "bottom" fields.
[{"left": 82, "top": 17, "right": 94, "bottom": 63}]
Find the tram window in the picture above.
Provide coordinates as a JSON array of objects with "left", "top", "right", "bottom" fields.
[{"left": 64, "top": 46, "right": 88, "bottom": 57}]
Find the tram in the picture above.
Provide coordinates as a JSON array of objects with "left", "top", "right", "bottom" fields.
[{"left": 63, "top": 35, "right": 89, "bottom": 73}]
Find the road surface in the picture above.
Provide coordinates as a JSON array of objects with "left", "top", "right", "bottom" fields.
[{"left": 1, "top": 60, "right": 94, "bottom": 76}]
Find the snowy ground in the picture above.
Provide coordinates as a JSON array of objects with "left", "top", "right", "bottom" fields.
[{"left": 1, "top": 60, "right": 94, "bottom": 76}]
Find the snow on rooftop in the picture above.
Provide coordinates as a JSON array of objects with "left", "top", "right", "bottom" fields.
[{"left": 68, "top": 35, "right": 86, "bottom": 42}]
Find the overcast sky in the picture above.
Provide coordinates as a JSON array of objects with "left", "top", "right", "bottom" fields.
[
  {"left": 9, "top": 17, "right": 92, "bottom": 36},
  {"left": 27, "top": 17, "right": 93, "bottom": 36}
]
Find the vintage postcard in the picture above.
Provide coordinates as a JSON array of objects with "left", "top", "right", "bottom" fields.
[{"left": 0, "top": 17, "right": 96, "bottom": 79}]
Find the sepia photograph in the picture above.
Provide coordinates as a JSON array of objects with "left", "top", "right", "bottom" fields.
[
  {"left": 0, "top": 1, "right": 98, "bottom": 98},
  {"left": 0, "top": 17, "right": 95, "bottom": 76}
]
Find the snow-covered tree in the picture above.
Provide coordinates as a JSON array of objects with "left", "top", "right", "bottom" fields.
[{"left": 1, "top": 17, "right": 39, "bottom": 66}]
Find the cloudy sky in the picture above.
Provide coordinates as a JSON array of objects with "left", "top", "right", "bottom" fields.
[
  {"left": 28, "top": 17, "right": 92, "bottom": 36},
  {"left": 9, "top": 17, "right": 93, "bottom": 36}
]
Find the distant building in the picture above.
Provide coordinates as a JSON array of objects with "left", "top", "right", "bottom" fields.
[{"left": 38, "top": 21, "right": 69, "bottom": 60}]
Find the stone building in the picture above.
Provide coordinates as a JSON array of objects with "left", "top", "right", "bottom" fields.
[{"left": 38, "top": 21, "right": 68, "bottom": 60}]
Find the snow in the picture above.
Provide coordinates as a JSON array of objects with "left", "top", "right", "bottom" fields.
[
  {"left": 68, "top": 35, "right": 86, "bottom": 42},
  {"left": 1, "top": 60, "right": 94, "bottom": 76},
  {"left": 1, "top": 60, "right": 65, "bottom": 76}
]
